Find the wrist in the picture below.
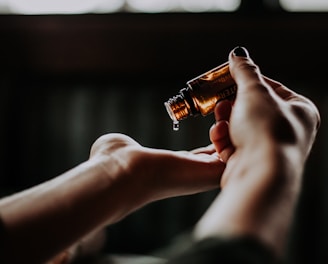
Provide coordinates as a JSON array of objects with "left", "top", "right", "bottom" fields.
[
  {"left": 238, "top": 141, "right": 304, "bottom": 187},
  {"left": 89, "top": 150, "right": 153, "bottom": 221},
  {"left": 196, "top": 141, "right": 303, "bottom": 256}
]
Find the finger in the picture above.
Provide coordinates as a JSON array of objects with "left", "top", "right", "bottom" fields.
[
  {"left": 229, "top": 46, "right": 270, "bottom": 97},
  {"left": 191, "top": 144, "right": 216, "bottom": 155},
  {"left": 158, "top": 150, "right": 226, "bottom": 196},
  {"left": 210, "top": 120, "right": 234, "bottom": 162},
  {"left": 214, "top": 100, "right": 232, "bottom": 122},
  {"left": 230, "top": 48, "right": 299, "bottom": 104}
]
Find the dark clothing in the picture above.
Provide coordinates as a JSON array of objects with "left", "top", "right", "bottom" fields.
[{"left": 166, "top": 236, "right": 281, "bottom": 264}]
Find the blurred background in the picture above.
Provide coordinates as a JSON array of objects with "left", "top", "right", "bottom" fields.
[{"left": 0, "top": 0, "right": 327, "bottom": 263}]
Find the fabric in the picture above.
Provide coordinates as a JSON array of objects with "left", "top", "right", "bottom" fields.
[
  {"left": 166, "top": 236, "right": 281, "bottom": 264},
  {"left": 0, "top": 216, "right": 5, "bottom": 260}
]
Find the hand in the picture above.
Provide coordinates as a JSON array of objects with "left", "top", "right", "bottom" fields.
[
  {"left": 194, "top": 47, "right": 320, "bottom": 256},
  {"left": 210, "top": 47, "right": 320, "bottom": 187},
  {"left": 89, "top": 133, "right": 225, "bottom": 217},
  {"left": 0, "top": 132, "right": 224, "bottom": 264}
]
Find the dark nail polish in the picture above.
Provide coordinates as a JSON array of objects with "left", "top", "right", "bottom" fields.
[{"left": 233, "top": 46, "right": 248, "bottom": 57}]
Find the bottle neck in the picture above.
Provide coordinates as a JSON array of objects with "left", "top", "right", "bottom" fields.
[{"left": 164, "top": 88, "right": 198, "bottom": 121}]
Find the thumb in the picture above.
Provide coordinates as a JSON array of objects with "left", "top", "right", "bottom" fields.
[
  {"left": 227, "top": 47, "right": 280, "bottom": 143},
  {"left": 229, "top": 46, "right": 268, "bottom": 96}
]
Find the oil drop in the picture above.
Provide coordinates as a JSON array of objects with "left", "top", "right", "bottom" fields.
[{"left": 173, "top": 121, "right": 179, "bottom": 131}]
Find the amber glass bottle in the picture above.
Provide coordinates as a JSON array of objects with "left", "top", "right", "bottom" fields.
[{"left": 164, "top": 61, "right": 236, "bottom": 128}]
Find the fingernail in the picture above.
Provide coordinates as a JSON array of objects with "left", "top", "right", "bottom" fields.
[{"left": 233, "top": 46, "right": 248, "bottom": 57}]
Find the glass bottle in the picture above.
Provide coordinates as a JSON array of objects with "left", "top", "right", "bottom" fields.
[{"left": 164, "top": 61, "right": 237, "bottom": 130}]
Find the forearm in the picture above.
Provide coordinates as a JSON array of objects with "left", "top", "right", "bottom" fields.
[
  {"left": 194, "top": 143, "right": 303, "bottom": 256},
  {"left": 0, "top": 158, "right": 128, "bottom": 263}
]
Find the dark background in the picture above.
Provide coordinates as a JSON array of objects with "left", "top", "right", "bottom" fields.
[{"left": 0, "top": 1, "right": 327, "bottom": 263}]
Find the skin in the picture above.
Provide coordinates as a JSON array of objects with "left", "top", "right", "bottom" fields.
[
  {"left": 0, "top": 47, "right": 320, "bottom": 263},
  {"left": 0, "top": 132, "right": 224, "bottom": 263},
  {"left": 194, "top": 47, "right": 320, "bottom": 257}
]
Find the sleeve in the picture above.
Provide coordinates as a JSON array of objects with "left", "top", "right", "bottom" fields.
[
  {"left": 165, "top": 236, "right": 282, "bottom": 264},
  {"left": 0, "top": 216, "right": 6, "bottom": 259}
]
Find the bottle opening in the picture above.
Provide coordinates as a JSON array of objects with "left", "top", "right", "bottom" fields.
[
  {"left": 164, "top": 93, "right": 191, "bottom": 123},
  {"left": 164, "top": 101, "right": 178, "bottom": 122}
]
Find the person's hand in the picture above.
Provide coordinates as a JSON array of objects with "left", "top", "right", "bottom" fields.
[
  {"left": 89, "top": 133, "right": 225, "bottom": 220},
  {"left": 210, "top": 46, "right": 320, "bottom": 187},
  {"left": 194, "top": 47, "right": 320, "bottom": 256},
  {"left": 42, "top": 130, "right": 225, "bottom": 264},
  {"left": 0, "top": 111, "right": 226, "bottom": 264},
  {"left": 0, "top": 122, "right": 224, "bottom": 264}
]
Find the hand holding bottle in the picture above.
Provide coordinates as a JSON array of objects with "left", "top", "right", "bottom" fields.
[
  {"left": 210, "top": 46, "right": 320, "bottom": 186},
  {"left": 194, "top": 47, "right": 320, "bottom": 257}
]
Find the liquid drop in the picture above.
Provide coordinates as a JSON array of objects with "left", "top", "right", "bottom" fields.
[{"left": 173, "top": 121, "right": 179, "bottom": 131}]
